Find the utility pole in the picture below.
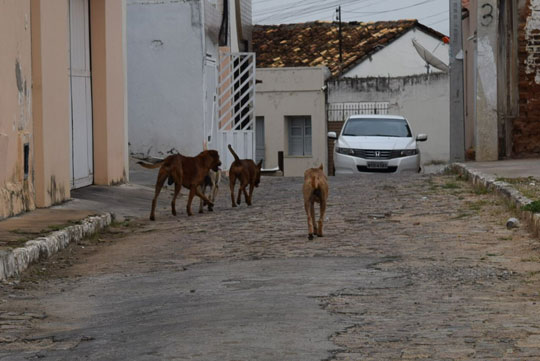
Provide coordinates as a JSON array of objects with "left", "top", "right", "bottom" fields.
[
  {"left": 337, "top": 6, "right": 342, "bottom": 64},
  {"left": 449, "top": 0, "right": 465, "bottom": 162}
]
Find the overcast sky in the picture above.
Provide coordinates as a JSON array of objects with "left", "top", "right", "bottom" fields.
[{"left": 252, "top": 0, "right": 449, "bottom": 35}]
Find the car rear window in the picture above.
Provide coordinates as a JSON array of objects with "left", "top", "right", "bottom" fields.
[{"left": 342, "top": 118, "right": 412, "bottom": 137}]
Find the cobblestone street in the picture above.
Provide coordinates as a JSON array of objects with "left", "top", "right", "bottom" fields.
[{"left": 2, "top": 173, "right": 540, "bottom": 360}]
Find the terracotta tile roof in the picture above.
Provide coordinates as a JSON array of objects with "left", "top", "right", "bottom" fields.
[{"left": 253, "top": 20, "right": 446, "bottom": 77}]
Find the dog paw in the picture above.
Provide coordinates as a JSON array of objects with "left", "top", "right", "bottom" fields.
[
  {"left": 199, "top": 209, "right": 203, "bottom": 214},
  {"left": 232, "top": 203, "right": 237, "bottom": 207},
  {"left": 150, "top": 215, "right": 155, "bottom": 221},
  {"left": 308, "top": 234, "right": 314, "bottom": 240},
  {"left": 317, "top": 233, "right": 323, "bottom": 237}
]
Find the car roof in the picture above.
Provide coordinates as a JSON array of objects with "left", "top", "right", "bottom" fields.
[{"left": 347, "top": 115, "right": 406, "bottom": 120}]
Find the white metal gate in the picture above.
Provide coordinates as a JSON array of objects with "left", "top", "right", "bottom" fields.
[
  {"left": 204, "top": 56, "right": 218, "bottom": 147},
  {"left": 69, "top": 0, "right": 93, "bottom": 189},
  {"left": 217, "top": 52, "right": 256, "bottom": 169}
]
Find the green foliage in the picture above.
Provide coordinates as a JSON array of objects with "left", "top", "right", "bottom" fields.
[{"left": 522, "top": 200, "right": 540, "bottom": 213}]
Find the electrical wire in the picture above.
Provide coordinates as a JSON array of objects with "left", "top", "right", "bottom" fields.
[
  {"left": 347, "top": 0, "right": 437, "bottom": 14},
  {"left": 253, "top": 0, "right": 447, "bottom": 31},
  {"left": 255, "top": 0, "right": 371, "bottom": 23}
]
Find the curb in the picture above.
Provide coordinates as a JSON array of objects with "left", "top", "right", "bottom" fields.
[
  {"left": 0, "top": 213, "right": 112, "bottom": 281},
  {"left": 450, "top": 163, "right": 540, "bottom": 237}
]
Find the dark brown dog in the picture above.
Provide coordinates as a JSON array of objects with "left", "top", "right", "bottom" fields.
[
  {"left": 303, "top": 164, "right": 328, "bottom": 240},
  {"left": 138, "top": 150, "right": 221, "bottom": 220},
  {"left": 228, "top": 144, "right": 262, "bottom": 207}
]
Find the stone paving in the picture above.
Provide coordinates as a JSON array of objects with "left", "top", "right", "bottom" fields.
[
  {"left": 2, "top": 173, "right": 540, "bottom": 360},
  {"left": 137, "top": 174, "right": 540, "bottom": 359}
]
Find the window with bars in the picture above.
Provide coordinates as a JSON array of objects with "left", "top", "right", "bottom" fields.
[{"left": 287, "top": 116, "right": 312, "bottom": 156}]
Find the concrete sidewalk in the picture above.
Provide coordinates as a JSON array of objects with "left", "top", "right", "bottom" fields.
[
  {"left": 460, "top": 158, "right": 540, "bottom": 179},
  {"left": 0, "top": 160, "right": 163, "bottom": 280}
]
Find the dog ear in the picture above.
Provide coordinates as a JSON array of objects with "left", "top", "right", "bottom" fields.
[
  {"left": 319, "top": 163, "right": 324, "bottom": 170},
  {"left": 257, "top": 159, "right": 263, "bottom": 169}
]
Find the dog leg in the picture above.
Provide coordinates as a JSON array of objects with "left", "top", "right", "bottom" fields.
[
  {"left": 246, "top": 183, "right": 254, "bottom": 206},
  {"left": 229, "top": 174, "right": 237, "bottom": 207},
  {"left": 198, "top": 184, "right": 206, "bottom": 214},
  {"left": 242, "top": 184, "right": 249, "bottom": 205},
  {"left": 310, "top": 201, "right": 318, "bottom": 235},
  {"left": 171, "top": 169, "right": 183, "bottom": 216},
  {"left": 150, "top": 170, "right": 168, "bottom": 221},
  {"left": 305, "top": 199, "right": 314, "bottom": 240},
  {"left": 186, "top": 186, "right": 197, "bottom": 216},
  {"left": 171, "top": 182, "right": 182, "bottom": 216},
  {"left": 194, "top": 186, "right": 214, "bottom": 208},
  {"left": 209, "top": 179, "right": 219, "bottom": 212},
  {"left": 317, "top": 197, "right": 326, "bottom": 237},
  {"left": 237, "top": 186, "right": 243, "bottom": 205}
]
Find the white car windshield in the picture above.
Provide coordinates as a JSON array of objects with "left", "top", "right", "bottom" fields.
[{"left": 342, "top": 118, "right": 412, "bottom": 137}]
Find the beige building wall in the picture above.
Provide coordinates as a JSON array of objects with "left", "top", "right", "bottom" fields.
[
  {"left": 255, "top": 67, "right": 329, "bottom": 177},
  {"left": 91, "top": 0, "right": 129, "bottom": 185},
  {"left": 0, "top": 0, "right": 128, "bottom": 220},
  {"left": 0, "top": 1, "right": 35, "bottom": 219},
  {"left": 31, "top": 0, "right": 72, "bottom": 207}
]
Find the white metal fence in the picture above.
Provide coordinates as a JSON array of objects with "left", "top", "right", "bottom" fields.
[
  {"left": 217, "top": 52, "right": 256, "bottom": 169},
  {"left": 327, "top": 102, "right": 389, "bottom": 122}
]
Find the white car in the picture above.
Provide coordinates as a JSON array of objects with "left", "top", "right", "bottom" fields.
[{"left": 328, "top": 115, "right": 427, "bottom": 174}]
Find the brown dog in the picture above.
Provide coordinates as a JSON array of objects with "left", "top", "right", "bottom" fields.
[
  {"left": 228, "top": 144, "right": 262, "bottom": 207},
  {"left": 138, "top": 150, "right": 221, "bottom": 220},
  {"left": 303, "top": 164, "right": 328, "bottom": 240}
]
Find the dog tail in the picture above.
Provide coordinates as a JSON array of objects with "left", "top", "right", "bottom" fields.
[
  {"left": 228, "top": 144, "right": 240, "bottom": 162},
  {"left": 137, "top": 160, "right": 164, "bottom": 169}
]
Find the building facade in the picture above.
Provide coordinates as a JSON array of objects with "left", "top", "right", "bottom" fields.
[
  {"left": 255, "top": 67, "right": 330, "bottom": 176},
  {"left": 127, "top": 0, "right": 255, "bottom": 166},
  {"left": 0, "top": 0, "right": 128, "bottom": 220},
  {"left": 462, "top": 0, "right": 540, "bottom": 160},
  {"left": 253, "top": 20, "right": 450, "bottom": 174}
]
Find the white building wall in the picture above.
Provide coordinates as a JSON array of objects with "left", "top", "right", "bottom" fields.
[
  {"left": 327, "top": 73, "right": 450, "bottom": 164},
  {"left": 344, "top": 28, "right": 449, "bottom": 78},
  {"left": 256, "top": 67, "right": 330, "bottom": 176},
  {"left": 127, "top": 0, "right": 215, "bottom": 158}
]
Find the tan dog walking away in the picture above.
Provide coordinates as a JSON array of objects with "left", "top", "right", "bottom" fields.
[
  {"left": 138, "top": 150, "right": 221, "bottom": 220},
  {"left": 303, "top": 164, "right": 328, "bottom": 240},
  {"left": 198, "top": 142, "right": 221, "bottom": 213},
  {"left": 198, "top": 169, "right": 221, "bottom": 213},
  {"left": 228, "top": 144, "right": 262, "bottom": 207}
]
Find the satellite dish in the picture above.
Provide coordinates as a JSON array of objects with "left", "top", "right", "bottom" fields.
[{"left": 412, "top": 39, "right": 449, "bottom": 73}]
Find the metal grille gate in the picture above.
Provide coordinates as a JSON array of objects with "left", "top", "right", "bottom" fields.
[
  {"left": 327, "top": 102, "right": 389, "bottom": 122},
  {"left": 217, "top": 52, "right": 256, "bottom": 169}
]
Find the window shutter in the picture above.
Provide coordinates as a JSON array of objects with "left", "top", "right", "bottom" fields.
[
  {"left": 289, "top": 118, "right": 304, "bottom": 156},
  {"left": 304, "top": 117, "right": 312, "bottom": 156}
]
